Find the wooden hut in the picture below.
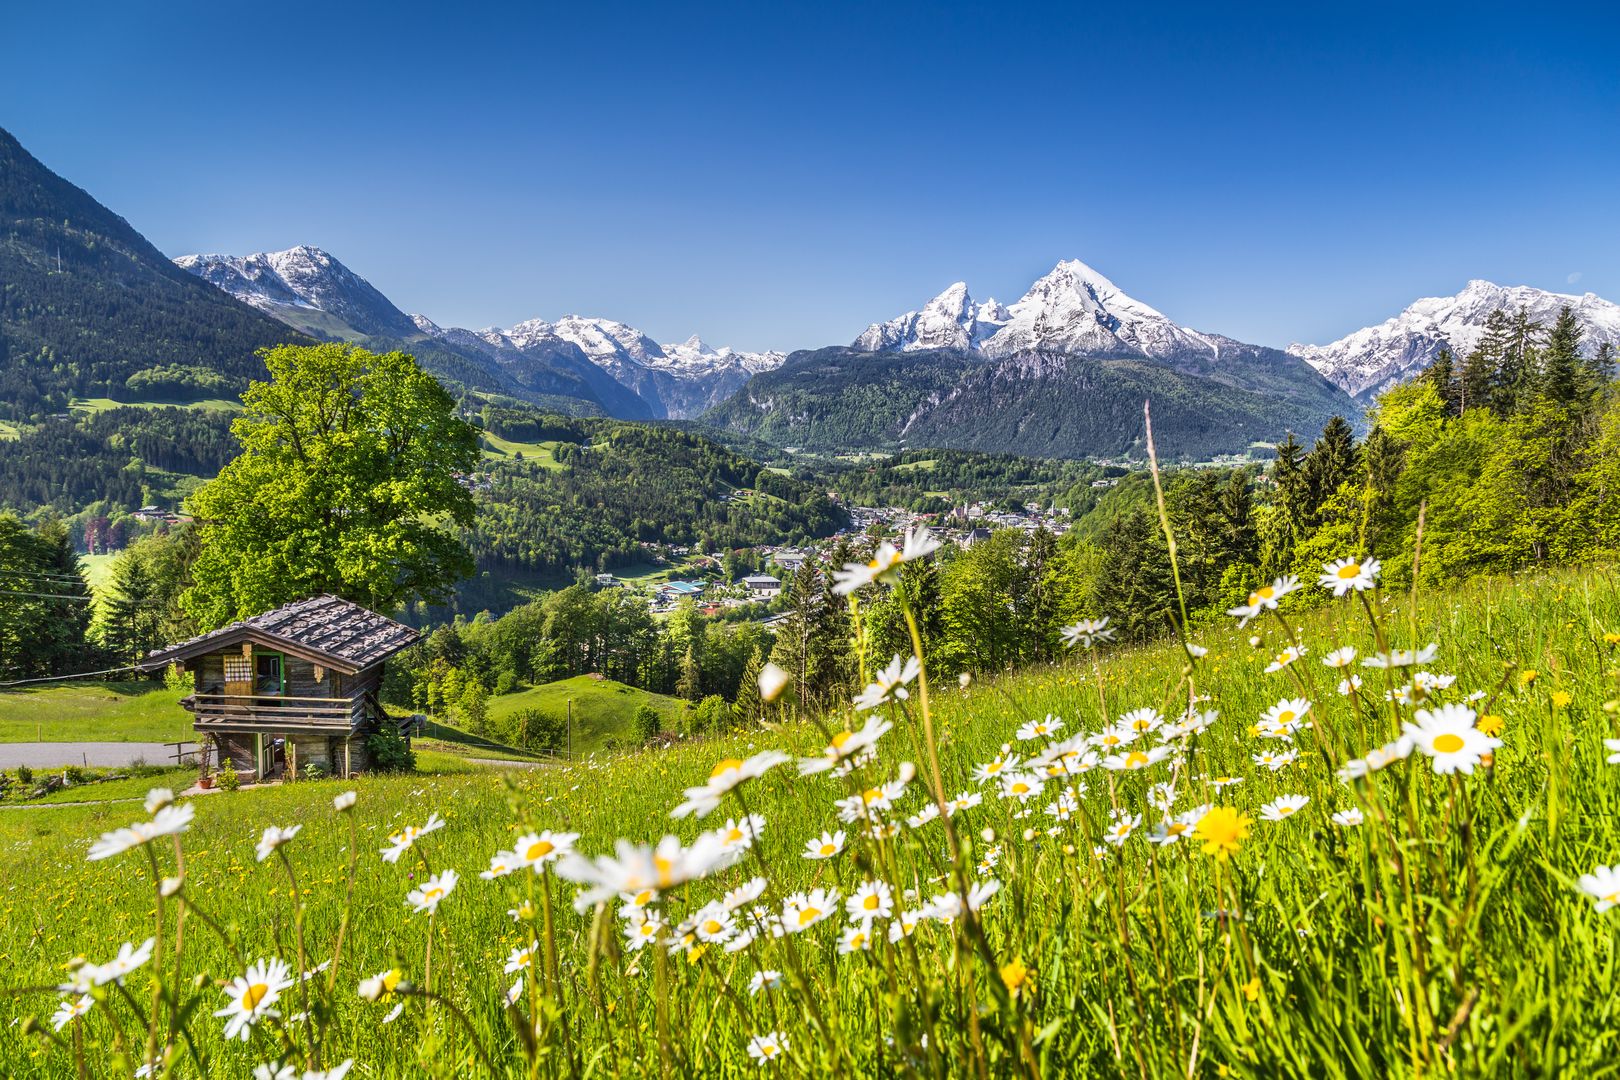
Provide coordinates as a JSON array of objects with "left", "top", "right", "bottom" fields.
[{"left": 141, "top": 595, "right": 418, "bottom": 780}]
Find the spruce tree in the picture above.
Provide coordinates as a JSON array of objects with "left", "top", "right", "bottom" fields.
[
  {"left": 1425, "top": 347, "right": 1461, "bottom": 415},
  {"left": 733, "top": 645, "right": 764, "bottom": 726},
  {"left": 1302, "top": 416, "right": 1359, "bottom": 519},
  {"left": 101, "top": 548, "right": 162, "bottom": 662},
  {"left": 1541, "top": 305, "right": 1582, "bottom": 406},
  {"left": 1461, "top": 308, "right": 1509, "bottom": 414}
]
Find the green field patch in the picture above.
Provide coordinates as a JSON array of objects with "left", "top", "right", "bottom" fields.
[
  {"left": 479, "top": 431, "right": 564, "bottom": 468},
  {"left": 486, "top": 674, "right": 688, "bottom": 755},
  {"left": 0, "top": 420, "right": 20, "bottom": 441},
  {"left": 892, "top": 457, "right": 937, "bottom": 473},
  {"left": 0, "top": 680, "right": 192, "bottom": 744},
  {"left": 69, "top": 397, "right": 242, "bottom": 415}
]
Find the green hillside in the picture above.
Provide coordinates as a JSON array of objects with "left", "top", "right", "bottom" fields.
[
  {"left": 704, "top": 345, "right": 1354, "bottom": 460},
  {"left": 1, "top": 565, "right": 1617, "bottom": 1076},
  {"left": 486, "top": 674, "right": 689, "bottom": 754}
]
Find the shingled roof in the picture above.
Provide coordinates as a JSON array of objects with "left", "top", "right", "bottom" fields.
[{"left": 142, "top": 595, "right": 419, "bottom": 674}]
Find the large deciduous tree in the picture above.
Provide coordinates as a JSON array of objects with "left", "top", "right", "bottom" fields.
[{"left": 182, "top": 344, "right": 478, "bottom": 628}]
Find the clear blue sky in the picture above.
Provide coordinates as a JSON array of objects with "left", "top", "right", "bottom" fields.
[{"left": 4, "top": 0, "right": 1618, "bottom": 352}]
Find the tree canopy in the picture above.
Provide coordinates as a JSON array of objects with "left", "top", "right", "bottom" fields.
[{"left": 182, "top": 343, "right": 478, "bottom": 628}]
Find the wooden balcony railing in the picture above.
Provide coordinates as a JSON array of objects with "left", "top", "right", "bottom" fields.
[{"left": 183, "top": 693, "right": 367, "bottom": 732}]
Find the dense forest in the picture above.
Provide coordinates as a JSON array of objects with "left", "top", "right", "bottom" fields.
[
  {"left": 468, "top": 411, "right": 847, "bottom": 576},
  {"left": 812, "top": 448, "right": 1116, "bottom": 513}
]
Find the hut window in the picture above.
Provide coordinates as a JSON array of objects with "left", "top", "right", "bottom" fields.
[{"left": 224, "top": 657, "right": 254, "bottom": 682}]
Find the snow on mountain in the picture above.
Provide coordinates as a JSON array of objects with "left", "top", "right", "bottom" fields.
[
  {"left": 1288, "top": 280, "right": 1620, "bottom": 399},
  {"left": 177, "top": 245, "right": 785, "bottom": 420},
  {"left": 174, "top": 246, "right": 420, "bottom": 340},
  {"left": 854, "top": 259, "right": 1221, "bottom": 363}
]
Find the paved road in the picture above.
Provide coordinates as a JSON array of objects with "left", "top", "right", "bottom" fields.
[{"left": 0, "top": 742, "right": 180, "bottom": 769}]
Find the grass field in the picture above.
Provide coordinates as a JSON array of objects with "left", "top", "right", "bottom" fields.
[
  {"left": 68, "top": 397, "right": 242, "bottom": 415},
  {"left": 0, "top": 419, "right": 19, "bottom": 441},
  {"left": 2, "top": 566, "right": 1618, "bottom": 1077},
  {"left": 478, "top": 432, "right": 564, "bottom": 468},
  {"left": 486, "top": 674, "right": 689, "bottom": 755},
  {"left": 0, "top": 680, "right": 192, "bottom": 744}
]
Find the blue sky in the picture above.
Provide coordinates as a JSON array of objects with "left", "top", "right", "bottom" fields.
[{"left": 4, "top": 0, "right": 1618, "bottom": 352}]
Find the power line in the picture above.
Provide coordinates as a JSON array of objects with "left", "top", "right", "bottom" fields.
[
  {"left": 0, "top": 589, "right": 94, "bottom": 602},
  {"left": 1, "top": 569, "right": 91, "bottom": 583},
  {"left": 0, "top": 663, "right": 144, "bottom": 688}
]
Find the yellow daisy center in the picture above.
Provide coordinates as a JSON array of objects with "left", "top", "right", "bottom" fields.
[
  {"left": 1254, "top": 586, "right": 1274, "bottom": 602},
  {"left": 819, "top": 843, "right": 836, "bottom": 855},
  {"left": 1125, "top": 751, "right": 1148, "bottom": 768},
  {"left": 424, "top": 886, "right": 444, "bottom": 901},
  {"left": 862, "top": 788, "right": 882, "bottom": 804},
  {"left": 763, "top": 1044, "right": 780, "bottom": 1057},
  {"left": 702, "top": 919, "right": 724, "bottom": 935},
  {"left": 863, "top": 894, "right": 880, "bottom": 910},
  {"left": 1278, "top": 710, "right": 1295, "bottom": 724},
  {"left": 382, "top": 970, "right": 402, "bottom": 993},
  {"left": 654, "top": 856, "right": 675, "bottom": 887},
  {"left": 525, "top": 839, "right": 554, "bottom": 861},
  {"left": 711, "top": 758, "right": 744, "bottom": 778},
  {"left": 241, "top": 983, "right": 269, "bottom": 1010},
  {"left": 1432, "top": 733, "right": 1466, "bottom": 754},
  {"left": 1337, "top": 563, "right": 1362, "bottom": 579},
  {"left": 830, "top": 731, "right": 853, "bottom": 749},
  {"left": 798, "top": 907, "right": 820, "bottom": 926}
]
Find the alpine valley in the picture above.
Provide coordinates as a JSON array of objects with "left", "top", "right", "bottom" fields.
[{"left": 6, "top": 119, "right": 1620, "bottom": 474}]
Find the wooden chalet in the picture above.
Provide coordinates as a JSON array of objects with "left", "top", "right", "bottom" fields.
[{"left": 141, "top": 595, "right": 418, "bottom": 780}]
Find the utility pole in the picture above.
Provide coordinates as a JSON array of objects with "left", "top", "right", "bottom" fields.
[{"left": 567, "top": 697, "right": 573, "bottom": 760}]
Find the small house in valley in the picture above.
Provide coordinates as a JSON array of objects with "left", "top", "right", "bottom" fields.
[
  {"left": 741, "top": 573, "right": 782, "bottom": 599},
  {"left": 141, "top": 595, "right": 418, "bottom": 781}
]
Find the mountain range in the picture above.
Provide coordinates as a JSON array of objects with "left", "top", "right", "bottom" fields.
[
  {"left": 5, "top": 121, "right": 1617, "bottom": 462},
  {"left": 1287, "top": 280, "right": 1620, "bottom": 399},
  {"left": 175, "top": 246, "right": 785, "bottom": 420}
]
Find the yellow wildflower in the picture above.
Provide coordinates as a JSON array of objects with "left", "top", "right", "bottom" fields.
[
  {"left": 1477, "top": 715, "right": 1505, "bottom": 737},
  {"left": 1552, "top": 691, "right": 1572, "bottom": 710},
  {"left": 1195, "top": 807, "right": 1251, "bottom": 860},
  {"left": 999, "top": 958, "right": 1032, "bottom": 998}
]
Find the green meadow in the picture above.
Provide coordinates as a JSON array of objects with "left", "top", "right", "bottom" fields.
[
  {"left": 485, "top": 674, "right": 689, "bottom": 755},
  {"left": 0, "top": 566, "right": 1617, "bottom": 1077}
]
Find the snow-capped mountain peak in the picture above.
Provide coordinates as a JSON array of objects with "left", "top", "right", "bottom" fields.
[
  {"left": 1288, "top": 280, "right": 1620, "bottom": 398},
  {"left": 174, "top": 245, "right": 420, "bottom": 340},
  {"left": 855, "top": 259, "right": 1216, "bottom": 363}
]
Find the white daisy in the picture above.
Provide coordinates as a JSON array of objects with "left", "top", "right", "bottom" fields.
[
  {"left": 672, "top": 751, "right": 791, "bottom": 818},
  {"left": 406, "top": 870, "right": 458, "bottom": 915},
  {"left": 1227, "top": 575, "right": 1301, "bottom": 626},
  {"left": 837, "top": 925, "right": 874, "bottom": 954},
  {"left": 1060, "top": 617, "right": 1116, "bottom": 648},
  {"left": 215, "top": 958, "right": 293, "bottom": 1040},
  {"left": 748, "top": 969, "right": 782, "bottom": 995},
  {"left": 845, "top": 880, "right": 894, "bottom": 923},
  {"left": 255, "top": 825, "right": 302, "bottom": 863},
  {"left": 746, "top": 1030, "right": 789, "bottom": 1066},
  {"left": 1330, "top": 808, "right": 1364, "bottom": 827},
  {"left": 802, "top": 829, "right": 846, "bottom": 860},
  {"left": 1319, "top": 557, "right": 1380, "bottom": 596},
  {"left": 1015, "top": 714, "right": 1064, "bottom": 741},
  {"left": 1264, "top": 646, "right": 1307, "bottom": 674},
  {"left": 852, "top": 654, "right": 922, "bottom": 712},
  {"left": 380, "top": 812, "right": 445, "bottom": 863},
  {"left": 1402, "top": 704, "right": 1500, "bottom": 775},
  {"left": 1322, "top": 646, "right": 1357, "bottom": 669},
  {"left": 1579, "top": 865, "right": 1620, "bottom": 913},
  {"left": 1259, "top": 795, "right": 1310, "bottom": 822},
  {"left": 798, "top": 714, "right": 892, "bottom": 775},
  {"left": 781, "top": 888, "right": 840, "bottom": 933},
  {"left": 52, "top": 994, "right": 93, "bottom": 1031}
]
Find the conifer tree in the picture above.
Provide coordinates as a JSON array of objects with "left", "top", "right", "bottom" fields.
[
  {"left": 1541, "top": 305, "right": 1583, "bottom": 406},
  {"left": 1461, "top": 308, "right": 1509, "bottom": 414},
  {"left": 100, "top": 548, "right": 163, "bottom": 662},
  {"left": 733, "top": 644, "right": 764, "bottom": 725},
  {"left": 1425, "top": 347, "right": 1461, "bottom": 415}
]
